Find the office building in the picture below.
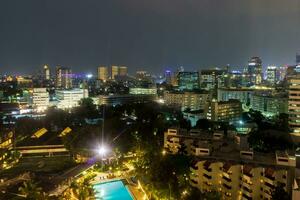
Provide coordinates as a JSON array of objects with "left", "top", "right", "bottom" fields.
[
  {"left": 56, "top": 89, "right": 88, "bottom": 109},
  {"left": 97, "top": 66, "right": 109, "bottom": 81},
  {"left": 266, "top": 66, "right": 278, "bottom": 85},
  {"left": 111, "top": 66, "right": 119, "bottom": 79},
  {"left": 119, "top": 66, "right": 128, "bottom": 76},
  {"left": 279, "top": 66, "right": 288, "bottom": 81},
  {"left": 248, "top": 56, "right": 263, "bottom": 85},
  {"left": 43, "top": 65, "right": 50, "bottom": 80},
  {"left": 227, "top": 70, "right": 244, "bottom": 87},
  {"left": 164, "top": 91, "right": 210, "bottom": 111},
  {"left": 55, "top": 66, "right": 72, "bottom": 89},
  {"left": 207, "top": 99, "right": 242, "bottom": 122},
  {"left": 164, "top": 70, "right": 172, "bottom": 84},
  {"left": 288, "top": 75, "right": 300, "bottom": 139},
  {"left": 111, "top": 66, "right": 127, "bottom": 79},
  {"left": 297, "top": 53, "right": 300, "bottom": 65},
  {"left": 200, "top": 69, "right": 228, "bottom": 90},
  {"left": 32, "top": 88, "right": 49, "bottom": 112},
  {"left": 177, "top": 72, "right": 200, "bottom": 91}
]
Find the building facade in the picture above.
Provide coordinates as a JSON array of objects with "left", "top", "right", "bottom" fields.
[
  {"left": 297, "top": 53, "right": 300, "bottom": 65},
  {"left": 177, "top": 72, "right": 200, "bottom": 91},
  {"left": 288, "top": 76, "right": 300, "bottom": 138},
  {"left": 97, "top": 66, "right": 109, "bottom": 81},
  {"left": 200, "top": 69, "right": 228, "bottom": 90},
  {"left": 99, "top": 94, "right": 156, "bottom": 106},
  {"left": 163, "top": 128, "right": 295, "bottom": 200},
  {"left": 164, "top": 91, "right": 210, "bottom": 111},
  {"left": 217, "top": 88, "right": 254, "bottom": 106},
  {"left": 32, "top": 88, "right": 49, "bottom": 112},
  {"left": 207, "top": 99, "right": 242, "bottom": 122},
  {"left": 129, "top": 87, "right": 157, "bottom": 95},
  {"left": 56, "top": 89, "right": 88, "bottom": 109},
  {"left": 119, "top": 66, "right": 128, "bottom": 76},
  {"left": 111, "top": 65, "right": 128, "bottom": 79},
  {"left": 43, "top": 65, "right": 50, "bottom": 80},
  {"left": 248, "top": 57, "right": 263, "bottom": 85},
  {"left": 55, "top": 66, "right": 72, "bottom": 89},
  {"left": 251, "top": 92, "right": 288, "bottom": 116},
  {"left": 266, "top": 66, "right": 278, "bottom": 85}
]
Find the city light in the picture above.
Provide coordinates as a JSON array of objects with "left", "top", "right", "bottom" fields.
[
  {"left": 97, "top": 145, "right": 109, "bottom": 156},
  {"left": 86, "top": 74, "right": 93, "bottom": 79}
]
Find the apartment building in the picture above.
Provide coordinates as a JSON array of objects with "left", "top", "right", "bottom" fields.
[
  {"left": 164, "top": 128, "right": 295, "bottom": 200},
  {"left": 164, "top": 91, "right": 210, "bottom": 111},
  {"left": 207, "top": 99, "right": 242, "bottom": 123},
  {"left": 289, "top": 75, "right": 300, "bottom": 140}
]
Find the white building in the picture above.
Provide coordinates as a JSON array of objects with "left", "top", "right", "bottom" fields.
[
  {"left": 56, "top": 89, "right": 88, "bottom": 109},
  {"left": 32, "top": 88, "right": 49, "bottom": 112},
  {"left": 289, "top": 76, "right": 300, "bottom": 140},
  {"left": 129, "top": 87, "right": 157, "bottom": 95}
]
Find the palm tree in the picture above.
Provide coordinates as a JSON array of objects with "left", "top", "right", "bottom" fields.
[
  {"left": 70, "top": 180, "right": 95, "bottom": 200},
  {"left": 18, "top": 180, "right": 44, "bottom": 200}
]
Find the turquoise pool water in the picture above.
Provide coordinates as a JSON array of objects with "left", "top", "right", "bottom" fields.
[{"left": 93, "top": 180, "right": 134, "bottom": 200}]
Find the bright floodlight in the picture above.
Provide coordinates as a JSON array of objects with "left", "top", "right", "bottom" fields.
[
  {"left": 86, "top": 74, "right": 93, "bottom": 79},
  {"left": 98, "top": 146, "right": 108, "bottom": 156}
]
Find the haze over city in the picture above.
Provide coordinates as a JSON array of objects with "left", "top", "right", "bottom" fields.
[
  {"left": 2, "top": 1, "right": 300, "bottom": 200},
  {"left": 1, "top": 0, "right": 300, "bottom": 75}
]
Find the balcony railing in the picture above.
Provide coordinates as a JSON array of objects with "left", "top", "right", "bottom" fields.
[
  {"left": 204, "top": 167, "right": 212, "bottom": 173},
  {"left": 222, "top": 183, "right": 232, "bottom": 190},
  {"left": 203, "top": 173, "right": 212, "bottom": 180},
  {"left": 222, "top": 175, "right": 232, "bottom": 183}
]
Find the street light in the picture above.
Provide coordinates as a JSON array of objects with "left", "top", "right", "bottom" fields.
[{"left": 97, "top": 146, "right": 108, "bottom": 156}]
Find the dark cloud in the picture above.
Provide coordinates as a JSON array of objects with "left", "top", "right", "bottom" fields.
[{"left": 0, "top": 0, "right": 300, "bottom": 75}]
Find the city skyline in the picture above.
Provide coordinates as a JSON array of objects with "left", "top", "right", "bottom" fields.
[{"left": 1, "top": 0, "right": 300, "bottom": 75}]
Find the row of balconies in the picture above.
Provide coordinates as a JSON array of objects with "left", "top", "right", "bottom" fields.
[{"left": 190, "top": 172, "right": 284, "bottom": 200}]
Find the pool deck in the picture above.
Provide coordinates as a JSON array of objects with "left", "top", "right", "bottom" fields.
[
  {"left": 91, "top": 173, "right": 145, "bottom": 200},
  {"left": 127, "top": 184, "right": 145, "bottom": 200}
]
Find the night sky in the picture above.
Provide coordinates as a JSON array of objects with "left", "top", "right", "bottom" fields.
[{"left": 0, "top": 0, "right": 300, "bottom": 75}]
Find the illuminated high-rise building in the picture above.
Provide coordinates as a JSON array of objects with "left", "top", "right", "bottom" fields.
[
  {"left": 164, "top": 70, "right": 172, "bottom": 84},
  {"left": 248, "top": 56, "right": 262, "bottom": 85},
  {"left": 111, "top": 66, "right": 127, "bottom": 79},
  {"left": 278, "top": 65, "right": 288, "bottom": 81},
  {"left": 55, "top": 66, "right": 72, "bottom": 89},
  {"left": 43, "top": 65, "right": 50, "bottom": 80},
  {"left": 32, "top": 88, "right": 49, "bottom": 112},
  {"left": 200, "top": 69, "right": 228, "bottom": 90},
  {"left": 177, "top": 72, "right": 200, "bottom": 91},
  {"left": 111, "top": 66, "right": 119, "bottom": 80},
  {"left": 119, "top": 66, "right": 128, "bottom": 76},
  {"left": 266, "top": 65, "right": 278, "bottom": 85},
  {"left": 97, "top": 66, "right": 109, "bottom": 81},
  {"left": 297, "top": 53, "right": 300, "bottom": 65}
]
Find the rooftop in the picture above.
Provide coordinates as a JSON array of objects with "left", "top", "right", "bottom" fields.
[{"left": 166, "top": 129, "right": 295, "bottom": 168}]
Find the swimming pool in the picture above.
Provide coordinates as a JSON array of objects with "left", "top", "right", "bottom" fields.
[{"left": 93, "top": 180, "right": 134, "bottom": 200}]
